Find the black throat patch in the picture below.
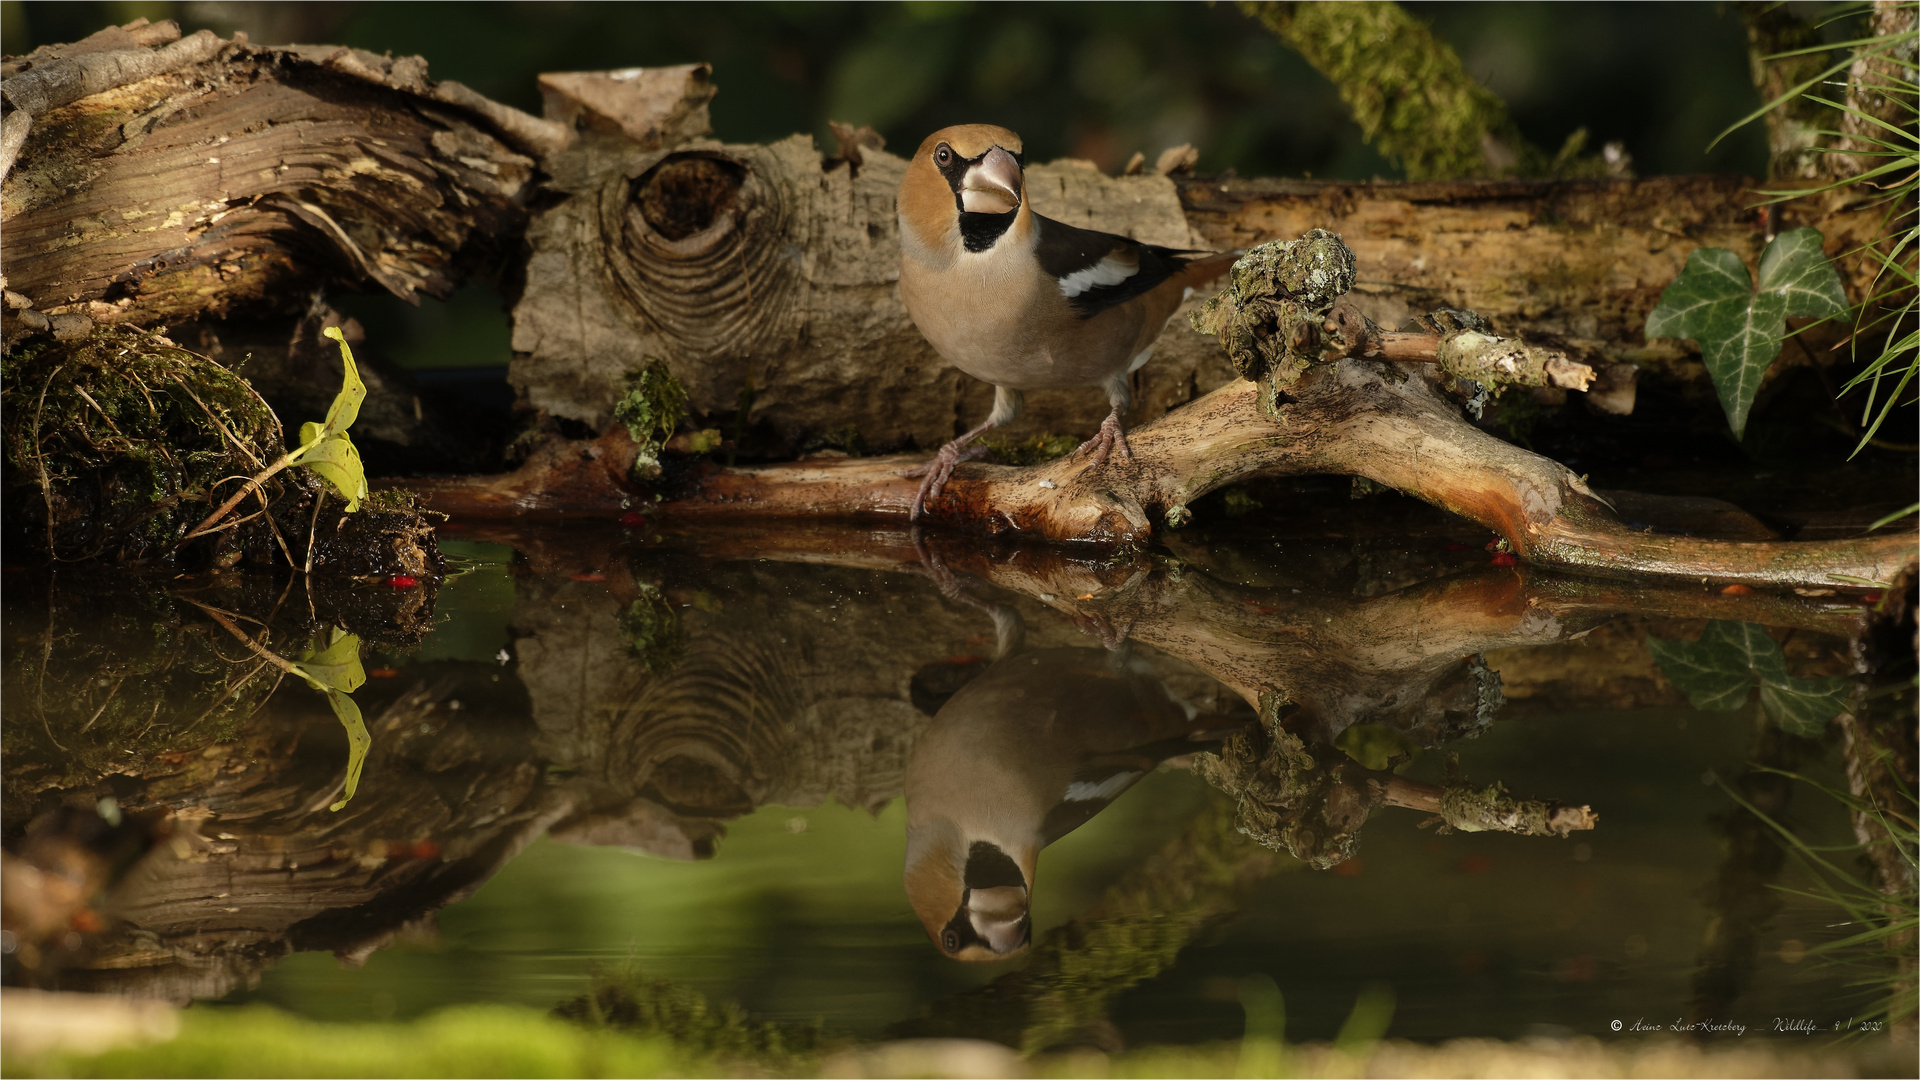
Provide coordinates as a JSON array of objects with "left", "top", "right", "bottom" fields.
[{"left": 958, "top": 211, "right": 1016, "bottom": 252}]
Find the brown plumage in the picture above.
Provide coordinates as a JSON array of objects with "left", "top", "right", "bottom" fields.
[
  {"left": 903, "top": 644, "right": 1243, "bottom": 961},
  {"left": 897, "top": 124, "right": 1237, "bottom": 519}
]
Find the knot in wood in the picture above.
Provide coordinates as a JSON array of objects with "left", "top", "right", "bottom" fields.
[{"left": 602, "top": 147, "right": 798, "bottom": 364}]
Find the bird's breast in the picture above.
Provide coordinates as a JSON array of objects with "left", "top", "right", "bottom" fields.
[{"left": 900, "top": 256, "right": 1154, "bottom": 392}]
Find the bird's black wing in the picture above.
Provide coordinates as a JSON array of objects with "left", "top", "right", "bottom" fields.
[
  {"left": 1036, "top": 721, "right": 1253, "bottom": 847},
  {"left": 1033, "top": 213, "right": 1203, "bottom": 320}
]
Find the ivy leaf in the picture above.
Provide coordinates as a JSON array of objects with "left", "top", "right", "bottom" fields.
[
  {"left": 1647, "top": 621, "right": 1770, "bottom": 711},
  {"left": 287, "top": 628, "right": 371, "bottom": 812},
  {"left": 285, "top": 327, "right": 369, "bottom": 511},
  {"left": 1645, "top": 228, "right": 1847, "bottom": 438},
  {"left": 1758, "top": 677, "right": 1850, "bottom": 738},
  {"left": 1647, "top": 620, "right": 1848, "bottom": 736}
]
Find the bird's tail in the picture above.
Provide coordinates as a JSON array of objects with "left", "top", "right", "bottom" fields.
[{"left": 1175, "top": 248, "right": 1244, "bottom": 289}]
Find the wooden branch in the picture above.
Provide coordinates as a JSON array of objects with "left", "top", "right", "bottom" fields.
[{"left": 570, "top": 358, "right": 1904, "bottom": 591}]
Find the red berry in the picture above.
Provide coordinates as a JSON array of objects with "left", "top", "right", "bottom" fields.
[
  {"left": 387, "top": 575, "right": 418, "bottom": 588},
  {"left": 1490, "top": 552, "right": 1518, "bottom": 567},
  {"left": 619, "top": 511, "right": 647, "bottom": 527}
]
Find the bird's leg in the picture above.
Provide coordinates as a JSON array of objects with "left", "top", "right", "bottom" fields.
[
  {"left": 912, "top": 528, "right": 1025, "bottom": 656},
  {"left": 906, "top": 386, "right": 1023, "bottom": 520},
  {"left": 1072, "top": 379, "right": 1133, "bottom": 467}
]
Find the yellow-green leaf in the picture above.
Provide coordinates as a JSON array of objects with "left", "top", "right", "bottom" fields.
[
  {"left": 291, "top": 628, "right": 366, "bottom": 694},
  {"left": 324, "top": 689, "right": 371, "bottom": 812},
  {"left": 318, "top": 326, "right": 367, "bottom": 438},
  {"left": 300, "top": 432, "right": 367, "bottom": 512}
]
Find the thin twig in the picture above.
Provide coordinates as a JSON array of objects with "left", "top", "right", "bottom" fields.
[
  {"left": 70, "top": 384, "right": 125, "bottom": 438},
  {"left": 174, "top": 375, "right": 268, "bottom": 471},
  {"left": 185, "top": 657, "right": 273, "bottom": 729},
  {"left": 78, "top": 675, "right": 129, "bottom": 734},
  {"left": 304, "top": 487, "right": 326, "bottom": 574},
  {"left": 33, "top": 364, "right": 66, "bottom": 561},
  {"left": 183, "top": 598, "right": 300, "bottom": 677},
  {"left": 180, "top": 455, "right": 294, "bottom": 543}
]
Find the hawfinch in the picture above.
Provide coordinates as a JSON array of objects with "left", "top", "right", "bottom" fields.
[
  {"left": 903, "top": 643, "right": 1242, "bottom": 961},
  {"left": 897, "top": 124, "right": 1239, "bottom": 519}
]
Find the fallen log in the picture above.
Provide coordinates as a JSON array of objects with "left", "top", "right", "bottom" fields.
[
  {"left": 1, "top": 27, "right": 1892, "bottom": 453},
  {"left": 414, "top": 276, "right": 1914, "bottom": 591}
]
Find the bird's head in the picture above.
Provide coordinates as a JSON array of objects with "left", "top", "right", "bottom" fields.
[
  {"left": 899, "top": 124, "right": 1027, "bottom": 256},
  {"left": 904, "top": 821, "right": 1036, "bottom": 962}
]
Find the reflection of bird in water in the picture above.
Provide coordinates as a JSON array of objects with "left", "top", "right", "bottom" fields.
[{"left": 904, "top": 611, "right": 1243, "bottom": 961}]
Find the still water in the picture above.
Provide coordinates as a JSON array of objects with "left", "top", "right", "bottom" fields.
[{"left": 1, "top": 512, "right": 1898, "bottom": 1064}]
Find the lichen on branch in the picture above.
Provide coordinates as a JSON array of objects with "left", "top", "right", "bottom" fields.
[{"left": 1190, "top": 229, "right": 1595, "bottom": 405}]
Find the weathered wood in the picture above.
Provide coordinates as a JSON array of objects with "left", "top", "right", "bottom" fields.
[
  {"left": 1, "top": 33, "right": 544, "bottom": 331},
  {"left": 413, "top": 356, "right": 1914, "bottom": 590},
  {"left": 3, "top": 35, "right": 1890, "bottom": 453}
]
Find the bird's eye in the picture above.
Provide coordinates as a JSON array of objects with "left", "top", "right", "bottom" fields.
[
  {"left": 942, "top": 930, "right": 960, "bottom": 951},
  {"left": 935, "top": 145, "right": 953, "bottom": 166}
]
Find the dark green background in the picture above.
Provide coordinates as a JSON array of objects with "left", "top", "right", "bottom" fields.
[{"left": 6, "top": 1, "right": 1773, "bottom": 180}]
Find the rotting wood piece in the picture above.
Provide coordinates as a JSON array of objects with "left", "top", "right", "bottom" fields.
[{"left": 1, "top": 29, "right": 547, "bottom": 332}]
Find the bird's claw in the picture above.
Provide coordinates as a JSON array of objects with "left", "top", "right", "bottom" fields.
[
  {"left": 1073, "top": 414, "right": 1133, "bottom": 468},
  {"left": 907, "top": 443, "right": 989, "bottom": 520}
]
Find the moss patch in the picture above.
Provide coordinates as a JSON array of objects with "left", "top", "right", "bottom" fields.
[{"left": 2, "top": 327, "right": 282, "bottom": 562}]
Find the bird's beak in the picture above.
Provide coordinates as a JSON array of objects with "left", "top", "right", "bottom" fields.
[
  {"left": 961, "top": 146, "right": 1022, "bottom": 215},
  {"left": 966, "top": 885, "right": 1031, "bottom": 954}
]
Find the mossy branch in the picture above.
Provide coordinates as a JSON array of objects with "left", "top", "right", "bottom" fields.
[
  {"left": 1190, "top": 230, "right": 1596, "bottom": 395},
  {"left": 1239, "top": 1, "right": 1541, "bottom": 179}
]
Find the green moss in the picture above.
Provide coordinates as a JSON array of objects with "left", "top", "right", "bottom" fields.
[
  {"left": 1223, "top": 487, "right": 1265, "bottom": 516},
  {"left": 1, "top": 327, "right": 282, "bottom": 562},
  {"left": 1240, "top": 0, "right": 1545, "bottom": 179},
  {"left": 555, "top": 967, "right": 828, "bottom": 1073},
  {"left": 6, "top": 1004, "right": 700, "bottom": 1079},
  {"left": 612, "top": 360, "right": 689, "bottom": 479},
  {"left": 985, "top": 432, "right": 1080, "bottom": 465},
  {"left": 1190, "top": 229, "right": 1357, "bottom": 390},
  {"left": 617, "top": 584, "right": 688, "bottom": 675}
]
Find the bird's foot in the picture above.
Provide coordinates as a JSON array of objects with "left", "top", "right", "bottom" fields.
[
  {"left": 905, "top": 441, "right": 989, "bottom": 520},
  {"left": 1072, "top": 413, "right": 1132, "bottom": 468}
]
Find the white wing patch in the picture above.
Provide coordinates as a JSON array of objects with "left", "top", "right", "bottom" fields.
[
  {"left": 1057, "top": 253, "right": 1138, "bottom": 298},
  {"left": 1065, "top": 771, "right": 1142, "bottom": 803}
]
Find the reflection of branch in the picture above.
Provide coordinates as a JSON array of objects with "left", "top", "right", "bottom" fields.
[{"left": 185, "top": 599, "right": 300, "bottom": 677}]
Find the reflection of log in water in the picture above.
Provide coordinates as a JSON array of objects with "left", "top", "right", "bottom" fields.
[{"left": 1, "top": 526, "right": 1880, "bottom": 1001}]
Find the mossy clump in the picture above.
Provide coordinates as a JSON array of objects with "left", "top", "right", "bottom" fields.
[
  {"left": 1191, "top": 229, "right": 1357, "bottom": 390},
  {"left": 555, "top": 966, "right": 828, "bottom": 1072},
  {"left": 1, "top": 327, "right": 282, "bottom": 562},
  {"left": 612, "top": 360, "right": 689, "bottom": 479}
]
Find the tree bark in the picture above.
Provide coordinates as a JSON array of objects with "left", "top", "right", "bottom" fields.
[{"left": 1, "top": 28, "right": 549, "bottom": 334}]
